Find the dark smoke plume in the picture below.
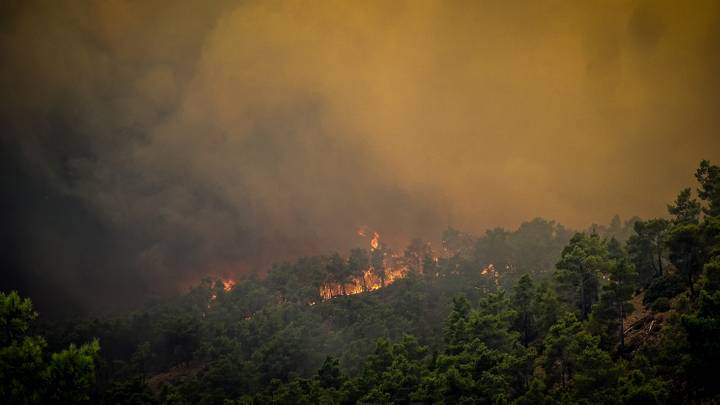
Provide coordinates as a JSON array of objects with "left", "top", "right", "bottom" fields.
[{"left": 2, "top": 0, "right": 719, "bottom": 315}]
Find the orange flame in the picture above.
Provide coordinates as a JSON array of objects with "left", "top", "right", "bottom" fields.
[
  {"left": 319, "top": 237, "right": 411, "bottom": 301},
  {"left": 319, "top": 263, "right": 410, "bottom": 301},
  {"left": 480, "top": 264, "right": 494, "bottom": 275},
  {"left": 370, "top": 232, "right": 379, "bottom": 250},
  {"left": 222, "top": 279, "right": 236, "bottom": 292},
  {"left": 357, "top": 226, "right": 379, "bottom": 250},
  {"left": 317, "top": 229, "right": 422, "bottom": 301},
  {"left": 480, "top": 264, "right": 500, "bottom": 287}
]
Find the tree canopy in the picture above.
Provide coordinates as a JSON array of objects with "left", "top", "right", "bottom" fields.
[{"left": 3, "top": 160, "right": 720, "bottom": 404}]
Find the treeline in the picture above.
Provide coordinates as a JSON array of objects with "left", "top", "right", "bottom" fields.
[{"left": 1, "top": 160, "right": 719, "bottom": 404}]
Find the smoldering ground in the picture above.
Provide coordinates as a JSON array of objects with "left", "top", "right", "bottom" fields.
[{"left": 1, "top": 0, "right": 719, "bottom": 315}]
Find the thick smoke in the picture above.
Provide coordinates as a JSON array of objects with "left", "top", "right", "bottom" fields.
[{"left": 2, "top": 0, "right": 720, "bottom": 315}]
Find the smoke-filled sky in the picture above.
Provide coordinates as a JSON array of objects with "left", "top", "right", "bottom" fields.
[{"left": 2, "top": 0, "right": 719, "bottom": 315}]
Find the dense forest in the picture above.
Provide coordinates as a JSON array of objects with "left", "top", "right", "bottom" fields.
[{"left": 2, "top": 160, "right": 720, "bottom": 404}]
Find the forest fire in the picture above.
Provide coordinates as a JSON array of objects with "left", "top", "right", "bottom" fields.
[
  {"left": 319, "top": 265, "right": 409, "bottom": 300},
  {"left": 370, "top": 232, "right": 380, "bottom": 250},
  {"left": 319, "top": 230, "right": 410, "bottom": 300},
  {"left": 480, "top": 264, "right": 500, "bottom": 287},
  {"left": 209, "top": 279, "right": 237, "bottom": 305},
  {"left": 222, "top": 279, "right": 236, "bottom": 292}
]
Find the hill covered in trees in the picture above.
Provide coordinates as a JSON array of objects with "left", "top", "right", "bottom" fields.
[{"left": 3, "top": 160, "right": 720, "bottom": 404}]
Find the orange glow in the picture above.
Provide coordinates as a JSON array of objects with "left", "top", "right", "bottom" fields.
[
  {"left": 357, "top": 226, "right": 380, "bottom": 251},
  {"left": 480, "top": 264, "right": 500, "bottom": 287},
  {"left": 222, "top": 279, "right": 236, "bottom": 292},
  {"left": 320, "top": 267, "right": 390, "bottom": 301},
  {"left": 319, "top": 236, "right": 411, "bottom": 301},
  {"left": 320, "top": 266, "right": 403, "bottom": 300},
  {"left": 370, "top": 232, "right": 380, "bottom": 250}
]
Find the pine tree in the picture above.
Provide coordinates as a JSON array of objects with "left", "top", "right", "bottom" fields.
[
  {"left": 627, "top": 219, "right": 670, "bottom": 286},
  {"left": 512, "top": 274, "right": 536, "bottom": 347},
  {"left": 668, "top": 188, "right": 701, "bottom": 225},
  {"left": 695, "top": 160, "right": 720, "bottom": 217},
  {"left": 589, "top": 257, "right": 638, "bottom": 352},
  {"left": 555, "top": 233, "right": 608, "bottom": 319}
]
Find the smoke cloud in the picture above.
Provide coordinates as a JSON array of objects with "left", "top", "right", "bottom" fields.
[{"left": 2, "top": 0, "right": 719, "bottom": 314}]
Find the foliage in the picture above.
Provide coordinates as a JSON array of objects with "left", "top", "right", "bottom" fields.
[
  {"left": 0, "top": 291, "right": 99, "bottom": 404},
  {"left": 4, "top": 160, "right": 720, "bottom": 403},
  {"left": 627, "top": 219, "right": 669, "bottom": 287},
  {"left": 554, "top": 232, "right": 608, "bottom": 319}
]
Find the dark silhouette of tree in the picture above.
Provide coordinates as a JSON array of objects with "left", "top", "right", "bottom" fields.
[
  {"left": 668, "top": 188, "right": 701, "bottom": 225},
  {"left": 512, "top": 274, "right": 536, "bottom": 347},
  {"left": 555, "top": 232, "right": 607, "bottom": 319},
  {"left": 627, "top": 219, "right": 669, "bottom": 285},
  {"left": 0, "top": 291, "right": 99, "bottom": 404},
  {"left": 696, "top": 160, "right": 720, "bottom": 216}
]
